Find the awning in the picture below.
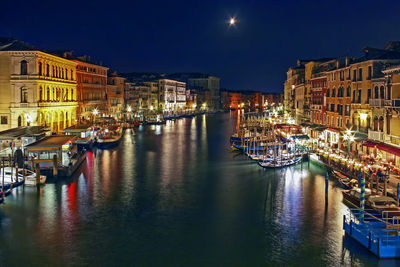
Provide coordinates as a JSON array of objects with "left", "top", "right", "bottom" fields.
[
  {"left": 325, "top": 127, "right": 340, "bottom": 133},
  {"left": 314, "top": 126, "right": 327, "bottom": 132},
  {"left": 309, "top": 124, "right": 319, "bottom": 129},
  {"left": 377, "top": 143, "right": 400, "bottom": 157},
  {"left": 362, "top": 141, "right": 400, "bottom": 156},
  {"left": 363, "top": 141, "right": 380, "bottom": 148}
]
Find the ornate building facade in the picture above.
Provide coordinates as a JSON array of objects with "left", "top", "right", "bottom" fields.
[{"left": 0, "top": 48, "right": 78, "bottom": 132}]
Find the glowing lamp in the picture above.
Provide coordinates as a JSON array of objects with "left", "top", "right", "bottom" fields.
[{"left": 360, "top": 113, "right": 367, "bottom": 120}]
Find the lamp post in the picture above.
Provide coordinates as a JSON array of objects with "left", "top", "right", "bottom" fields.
[
  {"left": 343, "top": 129, "right": 355, "bottom": 156},
  {"left": 127, "top": 105, "right": 132, "bottom": 122},
  {"left": 92, "top": 108, "right": 99, "bottom": 124}
]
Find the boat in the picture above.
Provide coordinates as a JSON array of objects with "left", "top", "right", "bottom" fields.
[
  {"left": 342, "top": 189, "right": 400, "bottom": 218},
  {"left": 231, "top": 143, "right": 265, "bottom": 152},
  {"left": 258, "top": 156, "right": 302, "bottom": 168},
  {"left": 0, "top": 167, "right": 26, "bottom": 187},
  {"left": 331, "top": 170, "right": 357, "bottom": 189},
  {"left": 96, "top": 126, "right": 123, "bottom": 148},
  {"left": 62, "top": 124, "right": 96, "bottom": 149},
  {"left": 0, "top": 167, "right": 46, "bottom": 187}
]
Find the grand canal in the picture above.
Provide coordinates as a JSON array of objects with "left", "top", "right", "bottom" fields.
[{"left": 0, "top": 113, "right": 396, "bottom": 266}]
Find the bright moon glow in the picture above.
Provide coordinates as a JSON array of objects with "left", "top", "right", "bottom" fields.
[{"left": 229, "top": 17, "right": 236, "bottom": 26}]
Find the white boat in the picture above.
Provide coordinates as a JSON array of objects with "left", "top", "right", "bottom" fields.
[{"left": 0, "top": 167, "right": 46, "bottom": 186}]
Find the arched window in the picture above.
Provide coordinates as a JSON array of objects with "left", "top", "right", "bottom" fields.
[
  {"left": 332, "top": 88, "right": 336, "bottom": 97},
  {"left": 346, "top": 86, "right": 351, "bottom": 97},
  {"left": 66, "top": 89, "right": 69, "bottom": 101},
  {"left": 71, "top": 88, "right": 74, "bottom": 100},
  {"left": 38, "top": 62, "right": 42, "bottom": 76},
  {"left": 380, "top": 86, "right": 385, "bottom": 99},
  {"left": 20, "top": 60, "right": 28, "bottom": 75},
  {"left": 70, "top": 70, "right": 73, "bottom": 80},
  {"left": 374, "top": 86, "right": 379, "bottom": 99},
  {"left": 39, "top": 87, "right": 43, "bottom": 101},
  {"left": 65, "top": 69, "right": 68, "bottom": 80},
  {"left": 18, "top": 116, "right": 22, "bottom": 127},
  {"left": 21, "top": 87, "right": 28, "bottom": 103},
  {"left": 47, "top": 87, "right": 50, "bottom": 101},
  {"left": 353, "top": 90, "right": 356, "bottom": 102},
  {"left": 52, "top": 88, "right": 55, "bottom": 101},
  {"left": 52, "top": 66, "right": 55, "bottom": 77},
  {"left": 326, "top": 88, "right": 330, "bottom": 97},
  {"left": 61, "top": 88, "right": 64, "bottom": 101},
  {"left": 46, "top": 64, "right": 50, "bottom": 77}
]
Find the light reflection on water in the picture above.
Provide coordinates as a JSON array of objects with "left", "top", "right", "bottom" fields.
[{"left": 0, "top": 113, "right": 396, "bottom": 266}]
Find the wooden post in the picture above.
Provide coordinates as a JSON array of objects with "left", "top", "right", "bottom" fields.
[
  {"left": 53, "top": 154, "right": 58, "bottom": 177},
  {"left": 35, "top": 163, "right": 41, "bottom": 186},
  {"left": 15, "top": 163, "right": 19, "bottom": 183},
  {"left": 1, "top": 160, "right": 4, "bottom": 202}
]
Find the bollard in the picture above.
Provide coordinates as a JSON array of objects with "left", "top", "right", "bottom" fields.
[
  {"left": 35, "top": 163, "right": 41, "bottom": 186},
  {"left": 53, "top": 155, "right": 58, "bottom": 177}
]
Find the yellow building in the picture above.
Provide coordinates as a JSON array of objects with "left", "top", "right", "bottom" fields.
[{"left": 0, "top": 40, "right": 78, "bottom": 132}]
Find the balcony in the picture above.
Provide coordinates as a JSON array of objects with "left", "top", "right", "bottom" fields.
[
  {"left": 393, "top": 99, "right": 400, "bottom": 108},
  {"left": 368, "top": 129, "right": 384, "bottom": 141},
  {"left": 369, "top": 99, "right": 385, "bottom": 107}
]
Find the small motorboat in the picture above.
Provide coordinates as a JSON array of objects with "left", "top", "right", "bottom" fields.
[
  {"left": 0, "top": 167, "right": 46, "bottom": 186},
  {"left": 331, "top": 170, "right": 357, "bottom": 189}
]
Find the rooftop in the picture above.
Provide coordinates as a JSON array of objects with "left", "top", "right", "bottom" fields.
[
  {"left": 0, "top": 37, "right": 39, "bottom": 51},
  {"left": 0, "top": 126, "right": 50, "bottom": 139},
  {"left": 26, "top": 135, "right": 75, "bottom": 148}
]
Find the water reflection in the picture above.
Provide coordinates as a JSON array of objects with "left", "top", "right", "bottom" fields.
[{"left": 0, "top": 114, "right": 395, "bottom": 266}]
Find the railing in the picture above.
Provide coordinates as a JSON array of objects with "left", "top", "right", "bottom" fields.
[
  {"left": 393, "top": 99, "right": 400, "bottom": 108},
  {"left": 368, "top": 129, "right": 385, "bottom": 141},
  {"left": 369, "top": 99, "right": 385, "bottom": 107}
]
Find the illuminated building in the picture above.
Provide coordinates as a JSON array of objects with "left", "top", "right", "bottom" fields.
[
  {"left": 107, "top": 71, "right": 125, "bottom": 119},
  {"left": 158, "top": 79, "right": 186, "bottom": 112},
  {"left": 71, "top": 58, "right": 109, "bottom": 121},
  {"left": 0, "top": 38, "right": 78, "bottom": 132}
]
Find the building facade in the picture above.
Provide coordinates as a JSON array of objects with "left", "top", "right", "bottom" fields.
[
  {"left": 159, "top": 79, "right": 186, "bottom": 112},
  {"left": 107, "top": 72, "right": 125, "bottom": 119},
  {"left": 0, "top": 49, "right": 78, "bottom": 132},
  {"left": 73, "top": 60, "right": 108, "bottom": 121}
]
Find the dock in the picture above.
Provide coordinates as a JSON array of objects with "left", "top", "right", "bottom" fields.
[{"left": 343, "top": 208, "right": 400, "bottom": 258}]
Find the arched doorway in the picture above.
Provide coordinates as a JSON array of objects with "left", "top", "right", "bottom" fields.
[{"left": 18, "top": 115, "right": 22, "bottom": 127}]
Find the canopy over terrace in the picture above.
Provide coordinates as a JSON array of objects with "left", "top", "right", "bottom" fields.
[{"left": 362, "top": 140, "right": 400, "bottom": 168}]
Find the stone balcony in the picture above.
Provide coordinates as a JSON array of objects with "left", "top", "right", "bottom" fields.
[
  {"left": 369, "top": 98, "right": 392, "bottom": 107},
  {"left": 368, "top": 129, "right": 385, "bottom": 141}
]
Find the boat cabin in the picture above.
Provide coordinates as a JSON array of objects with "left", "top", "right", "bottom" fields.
[
  {"left": 368, "top": 195, "right": 398, "bottom": 210},
  {"left": 348, "top": 188, "right": 372, "bottom": 200},
  {"left": 25, "top": 135, "right": 77, "bottom": 168}
]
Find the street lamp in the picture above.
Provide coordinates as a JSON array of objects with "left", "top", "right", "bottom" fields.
[{"left": 343, "top": 129, "right": 355, "bottom": 155}]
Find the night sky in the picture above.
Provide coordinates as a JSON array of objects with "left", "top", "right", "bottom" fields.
[{"left": 1, "top": 0, "right": 400, "bottom": 92}]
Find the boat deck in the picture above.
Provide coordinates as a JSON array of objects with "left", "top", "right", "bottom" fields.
[{"left": 344, "top": 208, "right": 400, "bottom": 258}]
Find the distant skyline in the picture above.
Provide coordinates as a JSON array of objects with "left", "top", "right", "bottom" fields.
[{"left": 1, "top": 0, "right": 400, "bottom": 93}]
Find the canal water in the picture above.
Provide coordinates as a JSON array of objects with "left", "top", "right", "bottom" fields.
[{"left": 0, "top": 113, "right": 396, "bottom": 266}]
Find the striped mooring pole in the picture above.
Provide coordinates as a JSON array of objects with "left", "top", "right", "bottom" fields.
[
  {"left": 360, "top": 170, "right": 365, "bottom": 222},
  {"left": 397, "top": 183, "right": 400, "bottom": 206},
  {"left": 325, "top": 172, "right": 329, "bottom": 196}
]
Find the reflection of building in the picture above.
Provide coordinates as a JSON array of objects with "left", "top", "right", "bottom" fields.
[
  {"left": 159, "top": 79, "right": 186, "bottom": 112},
  {"left": 0, "top": 38, "right": 78, "bottom": 132},
  {"left": 107, "top": 71, "right": 125, "bottom": 119},
  {"left": 72, "top": 58, "right": 108, "bottom": 121}
]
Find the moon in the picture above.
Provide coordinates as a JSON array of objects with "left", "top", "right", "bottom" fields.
[{"left": 229, "top": 17, "right": 236, "bottom": 26}]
